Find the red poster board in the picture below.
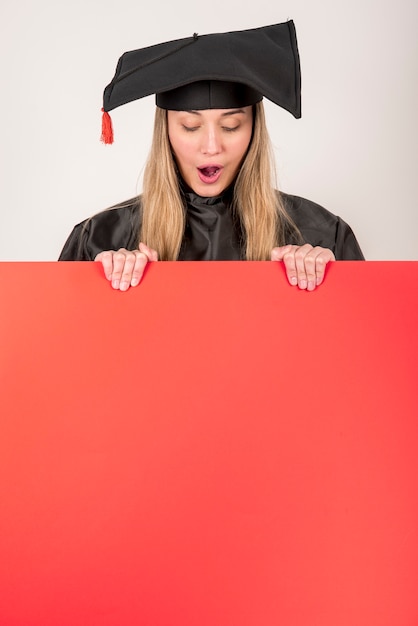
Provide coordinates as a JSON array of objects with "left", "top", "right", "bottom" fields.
[{"left": 1, "top": 261, "right": 418, "bottom": 625}]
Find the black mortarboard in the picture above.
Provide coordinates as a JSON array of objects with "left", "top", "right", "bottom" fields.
[{"left": 101, "top": 21, "right": 301, "bottom": 144}]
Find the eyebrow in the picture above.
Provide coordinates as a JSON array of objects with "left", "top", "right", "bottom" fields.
[{"left": 184, "top": 109, "right": 246, "bottom": 117}]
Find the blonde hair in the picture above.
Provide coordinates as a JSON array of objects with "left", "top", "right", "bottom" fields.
[{"left": 140, "top": 102, "right": 301, "bottom": 260}]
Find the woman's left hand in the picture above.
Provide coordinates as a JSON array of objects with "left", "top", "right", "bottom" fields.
[{"left": 271, "top": 244, "right": 335, "bottom": 291}]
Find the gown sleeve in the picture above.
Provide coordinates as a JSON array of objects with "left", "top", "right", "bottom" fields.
[
  {"left": 281, "top": 193, "right": 365, "bottom": 260},
  {"left": 58, "top": 222, "right": 93, "bottom": 261},
  {"left": 58, "top": 200, "right": 141, "bottom": 261},
  {"left": 333, "top": 217, "right": 365, "bottom": 260}
]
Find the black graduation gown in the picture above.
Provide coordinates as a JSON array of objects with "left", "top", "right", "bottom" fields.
[{"left": 58, "top": 191, "right": 364, "bottom": 261}]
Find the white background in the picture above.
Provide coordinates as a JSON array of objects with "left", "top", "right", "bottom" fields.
[{"left": 0, "top": 0, "right": 417, "bottom": 261}]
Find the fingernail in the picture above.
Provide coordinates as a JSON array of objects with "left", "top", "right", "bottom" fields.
[
  {"left": 308, "top": 280, "right": 315, "bottom": 291},
  {"left": 131, "top": 278, "right": 139, "bottom": 287},
  {"left": 299, "top": 279, "right": 307, "bottom": 289},
  {"left": 290, "top": 277, "right": 297, "bottom": 285},
  {"left": 119, "top": 281, "right": 129, "bottom": 291},
  {"left": 112, "top": 279, "right": 120, "bottom": 289}
]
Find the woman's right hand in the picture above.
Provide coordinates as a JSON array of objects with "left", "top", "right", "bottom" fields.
[{"left": 95, "top": 242, "right": 158, "bottom": 290}]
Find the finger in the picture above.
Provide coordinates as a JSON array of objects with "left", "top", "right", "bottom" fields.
[
  {"left": 282, "top": 249, "right": 299, "bottom": 286},
  {"left": 118, "top": 251, "right": 140, "bottom": 291},
  {"left": 295, "top": 243, "right": 315, "bottom": 289},
  {"left": 314, "top": 249, "right": 335, "bottom": 287},
  {"left": 95, "top": 250, "right": 114, "bottom": 281},
  {"left": 130, "top": 251, "right": 149, "bottom": 287},
  {"left": 298, "top": 247, "right": 335, "bottom": 290},
  {"left": 139, "top": 242, "right": 159, "bottom": 262},
  {"left": 271, "top": 245, "right": 300, "bottom": 286},
  {"left": 270, "top": 245, "right": 294, "bottom": 262},
  {"left": 298, "top": 246, "right": 319, "bottom": 291},
  {"left": 110, "top": 249, "right": 133, "bottom": 290}
]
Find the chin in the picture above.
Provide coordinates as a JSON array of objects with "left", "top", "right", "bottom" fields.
[
  {"left": 198, "top": 187, "right": 224, "bottom": 197},
  {"left": 191, "top": 181, "right": 229, "bottom": 198}
]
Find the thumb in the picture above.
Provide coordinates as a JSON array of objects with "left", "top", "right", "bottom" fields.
[
  {"left": 139, "top": 242, "right": 159, "bottom": 262},
  {"left": 271, "top": 245, "right": 294, "bottom": 261}
]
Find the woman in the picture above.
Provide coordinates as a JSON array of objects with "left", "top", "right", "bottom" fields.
[{"left": 59, "top": 21, "right": 364, "bottom": 290}]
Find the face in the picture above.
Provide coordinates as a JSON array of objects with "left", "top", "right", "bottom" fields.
[{"left": 167, "top": 106, "right": 253, "bottom": 197}]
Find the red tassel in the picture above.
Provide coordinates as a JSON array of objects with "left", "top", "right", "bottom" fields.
[{"left": 101, "top": 108, "right": 114, "bottom": 144}]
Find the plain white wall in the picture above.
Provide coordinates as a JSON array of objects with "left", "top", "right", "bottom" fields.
[{"left": 0, "top": 0, "right": 417, "bottom": 261}]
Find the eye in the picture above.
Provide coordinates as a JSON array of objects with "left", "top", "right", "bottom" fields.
[
  {"left": 222, "top": 126, "right": 239, "bottom": 133},
  {"left": 182, "top": 125, "right": 199, "bottom": 132}
]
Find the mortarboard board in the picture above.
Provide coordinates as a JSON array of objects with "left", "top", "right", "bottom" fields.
[{"left": 101, "top": 20, "right": 301, "bottom": 144}]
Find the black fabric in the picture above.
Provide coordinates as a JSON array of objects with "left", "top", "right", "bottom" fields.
[
  {"left": 156, "top": 81, "right": 262, "bottom": 111},
  {"left": 58, "top": 192, "right": 364, "bottom": 262},
  {"left": 103, "top": 21, "right": 301, "bottom": 118},
  {"left": 178, "top": 190, "right": 243, "bottom": 261}
]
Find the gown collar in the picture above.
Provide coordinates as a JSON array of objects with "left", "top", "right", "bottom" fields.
[
  {"left": 181, "top": 181, "right": 234, "bottom": 211},
  {"left": 179, "top": 184, "right": 242, "bottom": 261}
]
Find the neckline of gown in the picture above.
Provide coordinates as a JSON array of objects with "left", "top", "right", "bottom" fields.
[{"left": 182, "top": 184, "right": 234, "bottom": 211}]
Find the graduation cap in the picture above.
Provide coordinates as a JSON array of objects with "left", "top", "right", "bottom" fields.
[{"left": 101, "top": 20, "right": 301, "bottom": 144}]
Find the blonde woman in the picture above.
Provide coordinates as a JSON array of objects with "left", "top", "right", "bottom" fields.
[{"left": 59, "top": 22, "right": 364, "bottom": 290}]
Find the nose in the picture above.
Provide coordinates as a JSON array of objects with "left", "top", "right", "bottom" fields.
[{"left": 200, "top": 126, "right": 222, "bottom": 156}]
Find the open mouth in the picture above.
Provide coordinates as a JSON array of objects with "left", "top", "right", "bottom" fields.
[
  {"left": 198, "top": 166, "right": 220, "bottom": 178},
  {"left": 197, "top": 165, "right": 223, "bottom": 184}
]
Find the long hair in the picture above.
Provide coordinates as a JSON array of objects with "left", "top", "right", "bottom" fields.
[{"left": 140, "top": 102, "right": 301, "bottom": 260}]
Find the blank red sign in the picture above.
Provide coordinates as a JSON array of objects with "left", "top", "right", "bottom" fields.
[{"left": 1, "top": 261, "right": 417, "bottom": 625}]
